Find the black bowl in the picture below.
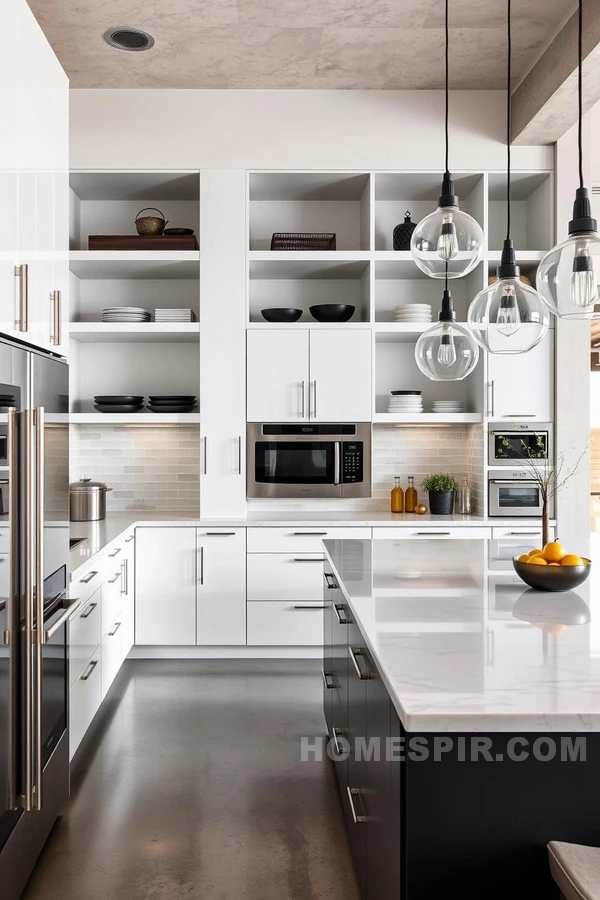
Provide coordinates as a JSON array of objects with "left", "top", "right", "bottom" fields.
[
  {"left": 148, "top": 396, "right": 196, "bottom": 403},
  {"left": 390, "top": 390, "right": 422, "bottom": 396},
  {"left": 94, "top": 395, "right": 144, "bottom": 404},
  {"left": 512, "top": 556, "right": 591, "bottom": 592},
  {"left": 94, "top": 404, "right": 144, "bottom": 413},
  {"left": 309, "top": 304, "right": 356, "bottom": 323},
  {"left": 261, "top": 308, "right": 303, "bottom": 323}
]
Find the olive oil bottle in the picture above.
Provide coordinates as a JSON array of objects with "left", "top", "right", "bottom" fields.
[
  {"left": 391, "top": 476, "right": 404, "bottom": 513},
  {"left": 405, "top": 475, "right": 418, "bottom": 513}
]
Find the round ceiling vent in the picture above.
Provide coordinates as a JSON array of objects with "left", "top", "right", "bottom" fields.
[{"left": 103, "top": 27, "right": 155, "bottom": 51}]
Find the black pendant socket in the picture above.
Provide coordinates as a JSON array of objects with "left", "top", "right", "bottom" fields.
[
  {"left": 568, "top": 187, "right": 598, "bottom": 235},
  {"left": 497, "top": 238, "right": 521, "bottom": 280},
  {"left": 438, "top": 172, "right": 459, "bottom": 209},
  {"left": 438, "top": 288, "right": 456, "bottom": 323}
]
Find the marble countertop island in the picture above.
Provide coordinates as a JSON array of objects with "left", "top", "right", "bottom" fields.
[{"left": 324, "top": 536, "right": 600, "bottom": 733}]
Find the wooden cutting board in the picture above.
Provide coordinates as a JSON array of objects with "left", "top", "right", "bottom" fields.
[{"left": 88, "top": 234, "right": 199, "bottom": 251}]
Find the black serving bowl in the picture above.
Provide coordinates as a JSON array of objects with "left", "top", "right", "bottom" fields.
[
  {"left": 261, "top": 308, "right": 303, "bottom": 323},
  {"left": 512, "top": 556, "right": 591, "bottom": 592},
  {"left": 309, "top": 304, "right": 356, "bottom": 322}
]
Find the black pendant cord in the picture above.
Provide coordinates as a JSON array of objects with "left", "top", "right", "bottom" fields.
[
  {"left": 506, "top": 0, "right": 511, "bottom": 242},
  {"left": 578, "top": 0, "right": 584, "bottom": 189},
  {"left": 444, "top": 0, "right": 449, "bottom": 176},
  {"left": 568, "top": 0, "right": 597, "bottom": 235}
]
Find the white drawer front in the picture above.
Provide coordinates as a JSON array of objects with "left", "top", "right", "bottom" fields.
[
  {"left": 491, "top": 526, "right": 547, "bottom": 540},
  {"left": 68, "top": 586, "right": 102, "bottom": 686},
  {"left": 373, "top": 526, "right": 492, "bottom": 541},
  {"left": 69, "top": 654, "right": 102, "bottom": 760},
  {"left": 247, "top": 526, "right": 371, "bottom": 554},
  {"left": 70, "top": 565, "right": 104, "bottom": 607},
  {"left": 0, "top": 531, "right": 10, "bottom": 554},
  {"left": 247, "top": 601, "right": 325, "bottom": 646},
  {"left": 120, "top": 599, "right": 134, "bottom": 660},
  {"left": 101, "top": 620, "right": 124, "bottom": 699},
  {"left": 248, "top": 553, "right": 325, "bottom": 601},
  {"left": 102, "top": 568, "right": 123, "bottom": 637}
]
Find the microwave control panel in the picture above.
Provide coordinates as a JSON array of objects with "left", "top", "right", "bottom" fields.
[{"left": 342, "top": 443, "right": 363, "bottom": 483}]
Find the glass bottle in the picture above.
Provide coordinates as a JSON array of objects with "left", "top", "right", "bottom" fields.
[
  {"left": 391, "top": 476, "right": 404, "bottom": 514},
  {"left": 459, "top": 478, "right": 472, "bottom": 515},
  {"left": 405, "top": 476, "right": 418, "bottom": 513}
]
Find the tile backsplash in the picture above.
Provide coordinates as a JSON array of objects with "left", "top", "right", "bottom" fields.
[{"left": 70, "top": 426, "right": 200, "bottom": 514}]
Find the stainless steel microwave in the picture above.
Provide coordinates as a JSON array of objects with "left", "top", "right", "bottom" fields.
[
  {"left": 488, "top": 469, "right": 554, "bottom": 518},
  {"left": 488, "top": 422, "right": 553, "bottom": 467},
  {"left": 247, "top": 423, "right": 372, "bottom": 499}
]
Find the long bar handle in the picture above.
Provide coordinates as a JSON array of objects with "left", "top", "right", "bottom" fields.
[
  {"left": 417, "top": 531, "right": 451, "bottom": 536},
  {"left": 43, "top": 598, "right": 81, "bottom": 643},
  {"left": 108, "top": 547, "right": 121, "bottom": 558},
  {"left": 507, "top": 531, "right": 541, "bottom": 536},
  {"left": 33, "top": 407, "right": 44, "bottom": 811},
  {"left": 293, "top": 557, "right": 324, "bottom": 562},
  {"left": 79, "top": 570, "right": 98, "bottom": 584},
  {"left": 202, "top": 436, "right": 207, "bottom": 475},
  {"left": 124, "top": 535, "right": 134, "bottom": 543},
  {"left": 349, "top": 646, "right": 371, "bottom": 680},
  {"left": 347, "top": 786, "right": 367, "bottom": 824},
  {"left": 238, "top": 435, "right": 242, "bottom": 475},
  {"left": 294, "top": 604, "right": 327, "bottom": 609},
  {"left": 199, "top": 546, "right": 204, "bottom": 585},
  {"left": 324, "top": 572, "right": 338, "bottom": 590},
  {"left": 80, "top": 659, "right": 99, "bottom": 681},
  {"left": 22, "top": 410, "right": 34, "bottom": 811},
  {"left": 301, "top": 381, "right": 305, "bottom": 418},
  {"left": 502, "top": 414, "right": 536, "bottom": 418},
  {"left": 321, "top": 669, "right": 335, "bottom": 690},
  {"left": 488, "top": 380, "right": 495, "bottom": 417},
  {"left": 108, "top": 621, "right": 122, "bottom": 637},
  {"left": 296, "top": 532, "right": 328, "bottom": 536},
  {"left": 14, "top": 263, "right": 28, "bottom": 332},
  {"left": 50, "top": 290, "right": 61, "bottom": 346},
  {"left": 80, "top": 601, "right": 98, "bottom": 620},
  {"left": 313, "top": 380, "right": 317, "bottom": 419},
  {"left": 203, "top": 532, "right": 236, "bottom": 536},
  {"left": 334, "top": 603, "right": 350, "bottom": 625},
  {"left": 334, "top": 441, "right": 341, "bottom": 486},
  {"left": 6, "top": 410, "right": 17, "bottom": 809},
  {"left": 120, "top": 559, "right": 127, "bottom": 595},
  {"left": 108, "top": 572, "right": 121, "bottom": 584}
]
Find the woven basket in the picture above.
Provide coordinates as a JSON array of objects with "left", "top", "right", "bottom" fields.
[
  {"left": 135, "top": 208, "right": 168, "bottom": 236},
  {"left": 270, "top": 232, "right": 336, "bottom": 251}
]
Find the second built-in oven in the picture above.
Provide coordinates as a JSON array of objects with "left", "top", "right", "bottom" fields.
[
  {"left": 247, "top": 423, "right": 372, "bottom": 499},
  {"left": 488, "top": 469, "right": 554, "bottom": 518}
]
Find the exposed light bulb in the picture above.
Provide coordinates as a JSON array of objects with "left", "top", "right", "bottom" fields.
[
  {"left": 496, "top": 284, "right": 521, "bottom": 336},
  {"left": 436, "top": 328, "right": 457, "bottom": 367},
  {"left": 436, "top": 212, "right": 459, "bottom": 261},
  {"left": 571, "top": 241, "right": 598, "bottom": 308}
]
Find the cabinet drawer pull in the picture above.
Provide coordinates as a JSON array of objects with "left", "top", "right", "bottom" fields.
[
  {"left": 108, "top": 622, "right": 122, "bottom": 637},
  {"left": 125, "top": 535, "right": 134, "bottom": 543},
  {"left": 50, "top": 289, "right": 61, "bottom": 346},
  {"left": 14, "top": 263, "right": 28, "bottom": 332},
  {"left": 293, "top": 604, "right": 326, "bottom": 609},
  {"left": 334, "top": 603, "right": 350, "bottom": 625},
  {"left": 322, "top": 670, "right": 335, "bottom": 690},
  {"left": 324, "top": 572, "right": 338, "bottom": 590},
  {"left": 79, "top": 570, "right": 98, "bottom": 585},
  {"left": 204, "top": 532, "right": 236, "bottom": 536},
  {"left": 108, "top": 572, "right": 121, "bottom": 584},
  {"left": 108, "top": 548, "right": 121, "bottom": 558},
  {"left": 80, "top": 601, "right": 98, "bottom": 619},
  {"left": 332, "top": 727, "right": 345, "bottom": 757},
  {"left": 507, "top": 531, "right": 540, "bottom": 536},
  {"left": 416, "top": 531, "right": 451, "bottom": 536},
  {"left": 293, "top": 557, "right": 324, "bottom": 562},
  {"left": 80, "top": 659, "right": 98, "bottom": 681},
  {"left": 346, "top": 786, "right": 367, "bottom": 824},
  {"left": 349, "top": 646, "right": 371, "bottom": 680},
  {"left": 294, "top": 532, "right": 327, "bottom": 536},
  {"left": 503, "top": 414, "right": 536, "bottom": 418}
]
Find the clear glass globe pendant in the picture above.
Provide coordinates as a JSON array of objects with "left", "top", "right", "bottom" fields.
[
  {"left": 415, "top": 287, "right": 480, "bottom": 381},
  {"left": 411, "top": 173, "right": 484, "bottom": 279},
  {"left": 537, "top": 188, "right": 600, "bottom": 319},
  {"left": 467, "top": 239, "right": 549, "bottom": 354}
]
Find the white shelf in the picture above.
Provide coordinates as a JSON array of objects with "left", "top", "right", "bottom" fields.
[
  {"left": 374, "top": 413, "right": 483, "bottom": 425},
  {"left": 249, "top": 250, "right": 370, "bottom": 265},
  {"left": 69, "top": 251, "right": 200, "bottom": 280},
  {"left": 374, "top": 323, "right": 431, "bottom": 342},
  {"left": 486, "top": 250, "right": 546, "bottom": 265},
  {"left": 247, "top": 321, "right": 370, "bottom": 329},
  {"left": 70, "top": 413, "right": 201, "bottom": 425},
  {"left": 69, "top": 323, "right": 199, "bottom": 343}
]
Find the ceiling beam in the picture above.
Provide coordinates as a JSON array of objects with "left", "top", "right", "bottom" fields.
[{"left": 512, "top": 0, "right": 600, "bottom": 146}]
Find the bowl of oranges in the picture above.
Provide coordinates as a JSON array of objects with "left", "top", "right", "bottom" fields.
[{"left": 513, "top": 540, "right": 591, "bottom": 592}]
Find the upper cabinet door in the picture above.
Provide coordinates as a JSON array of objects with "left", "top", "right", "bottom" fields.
[
  {"left": 247, "top": 329, "right": 310, "bottom": 422},
  {"left": 50, "top": 64, "right": 69, "bottom": 357},
  {"left": 487, "top": 331, "right": 554, "bottom": 421},
  {"left": 309, "top": 329, "right": 372, "bottom": 422},
  {"left": 0, "top": 0, "right": 19, "bottom": 342}
]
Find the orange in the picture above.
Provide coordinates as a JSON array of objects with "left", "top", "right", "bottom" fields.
[
  {"left": 517, "top": 553, "right": 531, "bottom": 562},
  {"left": 542, "top": 540, "right": 567, "bottom": 562},
  {"left": 528, "top": 556, "right": 548, "bottom": 566},
  {"left": 528, "top": 551, "right": 545, "bottom": 561},
  {"left": 559, "top": 554, "right": 585, "bottom": 567},
  {"left": 527, "top": 549, "right": 543, "bottom": 558},
  {"left": 547, "top": 562, "right": 561, "bottom": 567}
]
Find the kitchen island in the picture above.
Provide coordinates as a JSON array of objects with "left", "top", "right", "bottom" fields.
[{"left": 322, "top": 537, "right": 600, "bottom": 900}]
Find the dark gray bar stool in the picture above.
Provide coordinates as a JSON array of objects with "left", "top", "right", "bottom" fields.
[{"left": 548, "top": 841, "right": 600, "bottom": 899}]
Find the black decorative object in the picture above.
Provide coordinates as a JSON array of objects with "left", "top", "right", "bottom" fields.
[
  {"left": 309, "top": 304, "right": 355, "bottom": 322},
  {"left": 261, "top": 308, "right": 303, "bottom": 323},
  {"left": 393, "top": 211, "right": 417, "bottom": 251},
  {"left": 271, "top": 233, "right": 336, "bottom": 251},
  {"left": 428, "top": 491, "right": 455, "bottom": 515}
]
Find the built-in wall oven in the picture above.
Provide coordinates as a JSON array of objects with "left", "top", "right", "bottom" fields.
[
  {"left": 488, "top": 469, "right": 554, "bottom": 518},
  {"left": 488, "top": 422, "right": 553, "bottom": 467},
  {"left": 247, "top": 423, "right": 372, "bottom": 499}
]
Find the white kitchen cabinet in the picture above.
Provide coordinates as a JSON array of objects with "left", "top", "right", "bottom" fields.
[
  {"left": 200, "top": 170, "right": 246, "bottom": 517},
  {"left": 247, "top": 526, "right": 372, "bottom": 554},
  {"left": 119, "top": 533, "right": 135, "bottom": 657},
  {"left": 68, "top": 586, "right": 102, "bottom": 687},
  {"left": 101, "top": 619, "right": 123, "bottom": 699},
  {"left": 196, "top": 529, "right": 246, "bottom": 645},
  {"left": 247, "top": 329, "right": 309, "bottom": 422},
  {"left": 309, "top": 329, "right": 372, "bottom": 421},
  {"left": 135, "top": 528, "right": 197, "bottom": 645},
  {"left": 487, "top": 332, "right": 554, "bottom": 421},
  {"left": 102, "top": 554, "right": 123, "bottom": 638},
  {"left": 69, "top": 652, "right": 102, "bottom": 759},
  {"left": 247, "top": 602, "right": 324, "bottom": 646},
  {"left": 373, "top": 526, "right": 492, "bottom": 540},
  {"left": 0, "top": 0, "right": 19, "bottom": 343},
  {"left": 247, "top": 329, "right": 372, "bottom": 422},
  {"left": 247, "top": 554, "right": 325, "bottom": 602}
]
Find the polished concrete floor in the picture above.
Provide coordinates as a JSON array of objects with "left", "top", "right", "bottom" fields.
[{"left": 23, "top": 660, "right": 360, "bottom": 900}]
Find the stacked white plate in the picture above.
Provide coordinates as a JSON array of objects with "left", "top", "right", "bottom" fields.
[
  {"left": 432, "top": 400, "right": 464, "bottom": 414},
  {"left": 102, "top": 307, "right": 151, "bottom": 323},
  {"left": 394, "top": 304, "right": 433, "bottom": 323},
  {"left": 388, "top": 392, "right": 424, "bottom": 414},
  {"left": 155, "top": 308, "right": 197, "bottom": 323}
]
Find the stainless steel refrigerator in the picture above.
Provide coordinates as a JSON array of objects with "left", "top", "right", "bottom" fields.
[{"left": 0, "top": 338, "right": 70, "bottom": 899}]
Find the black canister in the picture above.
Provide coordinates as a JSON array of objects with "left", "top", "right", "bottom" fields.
[{"left": 393, "top": 210, "right": 417, "bottom": 251}]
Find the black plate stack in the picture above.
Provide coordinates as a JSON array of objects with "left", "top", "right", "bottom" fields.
[
  {"left": 94, "top": 395, "right": 144, "bottom": 413},
  {"left": 147, "top": 395, "right": 197, "bottom": 413}
]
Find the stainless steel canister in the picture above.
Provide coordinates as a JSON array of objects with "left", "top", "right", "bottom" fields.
[{"left": 69, "top": 478, "right": 112, "bottom": 521}]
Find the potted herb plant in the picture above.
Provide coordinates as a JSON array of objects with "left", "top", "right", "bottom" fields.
[{"left": 420, "top": 474, "right": 458, "bottom": 516}]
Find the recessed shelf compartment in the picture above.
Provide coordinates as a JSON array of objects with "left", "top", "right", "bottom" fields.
[
  {"left": 248, "top": 172, "right": 371, "bottom": 251},
  {"left": 374, "top": 173, "right": 484, "bottom": 251},
  {"left": 487, "top": 172, "right": 553, "bottom": 252},
  {"left": 69, "top": 251, "right": 200, "bottom": 280},
  {"left": 374, "top": 260, "right": 484, "bottom": 323},
  {"left": 69, "top": 323, "right": 200, "bottom": 343},
  {"left": 249, "top": 257, "right": 370, "bottom": 323}
]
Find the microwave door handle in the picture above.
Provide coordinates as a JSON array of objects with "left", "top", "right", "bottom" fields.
[{"left": 334, "top": 442, "right": 341, "bottom": 486}]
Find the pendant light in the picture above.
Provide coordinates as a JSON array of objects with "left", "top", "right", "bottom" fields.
[
  {"left": 414, "top": 273, "right": 480, "bottom": 381},
  {"left": 467, "top": 0, "right": 549, "bottom": 354},
  {"left": 537, "top": 0, "right": 600, "bottom": 319},
  {"left": 410, "top": 0, "right": 484, "bottom": 279}
]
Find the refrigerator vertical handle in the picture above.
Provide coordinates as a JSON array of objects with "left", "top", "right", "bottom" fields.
[
  {"left": 5, "top": 410, "right": 17, "bottom": 810},
  {"left": 33, "top": 406, "right": 44, "bottom": 811},
  {"left": 22, "top": 410, "right": 34, "bottom": 811}
]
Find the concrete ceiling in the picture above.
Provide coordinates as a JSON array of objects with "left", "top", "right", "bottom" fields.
[{"left": 29, "top": 0, "right": 576, "bottom": 90}]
